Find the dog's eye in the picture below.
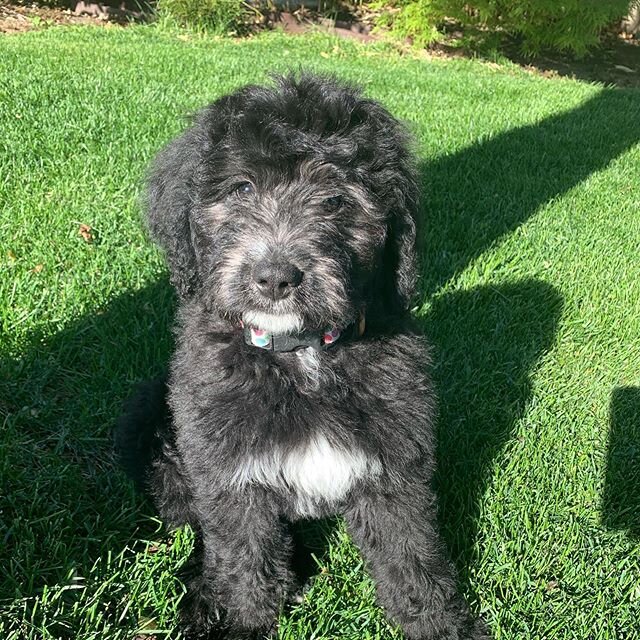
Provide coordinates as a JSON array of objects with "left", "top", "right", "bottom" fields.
[
  {"left": 235, "top": 182, "right": 255, "bottom": 197},
  {"left": 323, "top": 195, "right": 344, "bottom": 211}
]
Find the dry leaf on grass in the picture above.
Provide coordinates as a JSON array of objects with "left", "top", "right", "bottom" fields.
[{"left": 77, "top": 222, "right": 93, "bottom": 243}]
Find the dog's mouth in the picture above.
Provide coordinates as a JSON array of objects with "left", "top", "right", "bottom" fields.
[{"left": 241, "top": 310, "right": 304, "bottom": 334}]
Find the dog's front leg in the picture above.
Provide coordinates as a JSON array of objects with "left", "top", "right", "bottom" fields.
[
  {"left": 183, "top": 487, "right": 293, "bottom": 640},
  {"left": 344, "top": 482, "right": 490, "bottom": 640}
]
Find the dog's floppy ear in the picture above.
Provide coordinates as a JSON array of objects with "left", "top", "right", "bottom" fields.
[
  {"left": 389, "top": 191, "right": 418, "bottom": 310},
  {"left": 381, "top": 164, "right": 419, "bottom": 314},
  {"left": 355, "top": 96, "right": 419, "bottom": 316},
  {"left": 146, "top": 128, "right": 205, "bottom": 298}
]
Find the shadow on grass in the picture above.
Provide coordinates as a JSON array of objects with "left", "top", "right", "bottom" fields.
[
  {"left": 419, "top": 87, "right": 640, "bottom": 296},
  {"left": 413, "top": 85, "right": 639, "bottom": 578},
  {"left": 422, "top": 281, "right": 562, "bottom": 576},
  {"left": 0, "top": 280, "right": 176, "bottom": 603},
  {"left": 602, "top": 387, "right": 640, "bottom": 538}
]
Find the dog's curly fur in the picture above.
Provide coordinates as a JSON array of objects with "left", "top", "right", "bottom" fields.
[{"left": 117, "top": 74, "right": 490, "bottom": 640}]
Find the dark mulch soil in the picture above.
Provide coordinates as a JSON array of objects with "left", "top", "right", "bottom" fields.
[
  {"left": 0, "top": 1, "right": 142, "bottom": 32},
  {"left": 489, "top": 32, "right": 639, "bottom": 88}
]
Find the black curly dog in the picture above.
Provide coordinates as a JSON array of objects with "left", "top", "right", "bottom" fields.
[{"left": 117, "top": 74, "right": 490, "bottom": 640}]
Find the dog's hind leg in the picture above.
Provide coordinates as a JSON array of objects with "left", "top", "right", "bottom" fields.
[
  {"left": 115, "top": 376, "right": 195, "bottom": 529},
  {"left": 344, "top": 482, "right": 491, "bottom": 640}
]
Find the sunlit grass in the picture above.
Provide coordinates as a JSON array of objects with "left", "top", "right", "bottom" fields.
[{"left": 1, "top": 25, "right": 639, "bottom": 639}]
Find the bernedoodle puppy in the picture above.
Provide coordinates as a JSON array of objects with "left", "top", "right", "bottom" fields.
[{"left": 117, "top": 74, "right": 490, "bottom": 640}]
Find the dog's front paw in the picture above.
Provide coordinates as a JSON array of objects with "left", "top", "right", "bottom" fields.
[
  {"left": 179, "top": 581, "right": 276, "bottom": 640},
  {"left": 179, "top": 617, "right": 273, "bottom": 640},
  {"left": 399, "top": 607, "right": 492, "bottom": 640},
  {"left": 179, "top": 575, "right": 226, "bottom": 639},
  {"left": 179, "top": 605, "right": 224, "bottom": 640}
]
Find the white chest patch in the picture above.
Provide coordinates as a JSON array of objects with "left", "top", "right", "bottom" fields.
[{"left": 229, "top": 435, "right": 382, "bottom": 516}]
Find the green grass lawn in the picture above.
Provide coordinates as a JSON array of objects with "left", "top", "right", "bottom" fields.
[{"left": 1, "top": 25, "right": 639, "bottom": 640}]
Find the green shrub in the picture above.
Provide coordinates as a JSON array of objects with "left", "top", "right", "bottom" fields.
[
  {"left": 156, "top": 0, "right": 251, "bottom": 34},
  {"left": 372, "top": 0, "right": 631, "bottom": 55},
  {"left": 371, "top": 0, "right": 443, "bottom": 47}
]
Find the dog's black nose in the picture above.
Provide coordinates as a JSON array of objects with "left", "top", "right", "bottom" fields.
[{"left": 252, "top": 260, "right": 303, "bottom": 301}]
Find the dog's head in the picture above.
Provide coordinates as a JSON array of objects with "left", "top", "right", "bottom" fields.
[{"left": 147, "top": 75, "right": 418, "bottom": 333}]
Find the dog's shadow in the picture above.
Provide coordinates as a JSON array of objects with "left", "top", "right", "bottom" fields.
[
  {"left": 602, "top": 387, "right": 640, "bottom": 538},
  {"left": 412, "top": 85, "right": 640, "bottom": 580},
  {"left": 423, "top": 281, "right": 561, "bottom": 576},
  {"left": 0, "top": 275, "right": 560, "bottom": 611}
]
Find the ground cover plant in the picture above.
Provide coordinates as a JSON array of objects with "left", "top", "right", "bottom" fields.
[
  {"left": 370, "top": 0, "right": 631, "bottom": 54},
  {"left": 0, "top": 25, "right": 639, "bottom": 640}
]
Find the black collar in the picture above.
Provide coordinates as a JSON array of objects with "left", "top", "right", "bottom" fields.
[{"left": 242, "top": 314, "right": 365, "bottom": 353}]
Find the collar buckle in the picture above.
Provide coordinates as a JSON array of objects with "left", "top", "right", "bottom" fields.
[{"left": 272, "top": 332, "right": 322, "bottom": 352}]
